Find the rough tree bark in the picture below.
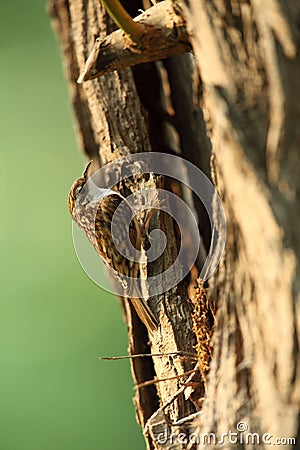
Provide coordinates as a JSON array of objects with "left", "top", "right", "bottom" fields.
[
  {"left": 49, "top": 0, "right": 300, "bottom": 449},
  {"left": 180, "top": 2, "right": 300, "bottom": 448}
]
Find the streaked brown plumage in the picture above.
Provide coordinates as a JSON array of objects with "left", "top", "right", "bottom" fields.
[{"left": 68, "top": 162, "right": 157, "bottom": 335}]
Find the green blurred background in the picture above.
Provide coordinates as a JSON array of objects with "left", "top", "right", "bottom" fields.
[{"left": 0, "top": 1, "right": 144, "bottom": 449}]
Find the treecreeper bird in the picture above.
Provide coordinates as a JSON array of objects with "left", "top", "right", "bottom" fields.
[{"left": 68, "top": 162, "right": 158, "bottom": 335}]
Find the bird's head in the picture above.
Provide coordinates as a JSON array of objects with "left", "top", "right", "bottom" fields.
[{"left": 68, "top": 161, "right": 92, "bottom": 217}]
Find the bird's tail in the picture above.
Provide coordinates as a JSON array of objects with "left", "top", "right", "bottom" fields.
[{"left": 130, "top": 298, "right": 157, "bottom": 336}]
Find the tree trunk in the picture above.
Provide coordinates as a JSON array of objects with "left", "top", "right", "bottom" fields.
[{"left": 49, "top": 0, "right": 300, "bottom": 448}]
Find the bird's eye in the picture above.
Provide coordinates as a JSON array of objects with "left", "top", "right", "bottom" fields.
[
  {"left": 74, "top": 182, "right": 86, "bottom": 199},
  {"left": 74, "top": 185, "right": 82, "bottom": 197}
]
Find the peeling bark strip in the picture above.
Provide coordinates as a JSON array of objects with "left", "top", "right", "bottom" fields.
[{"left": 78, "top": 0, "right": 191, "bottom": 82}]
